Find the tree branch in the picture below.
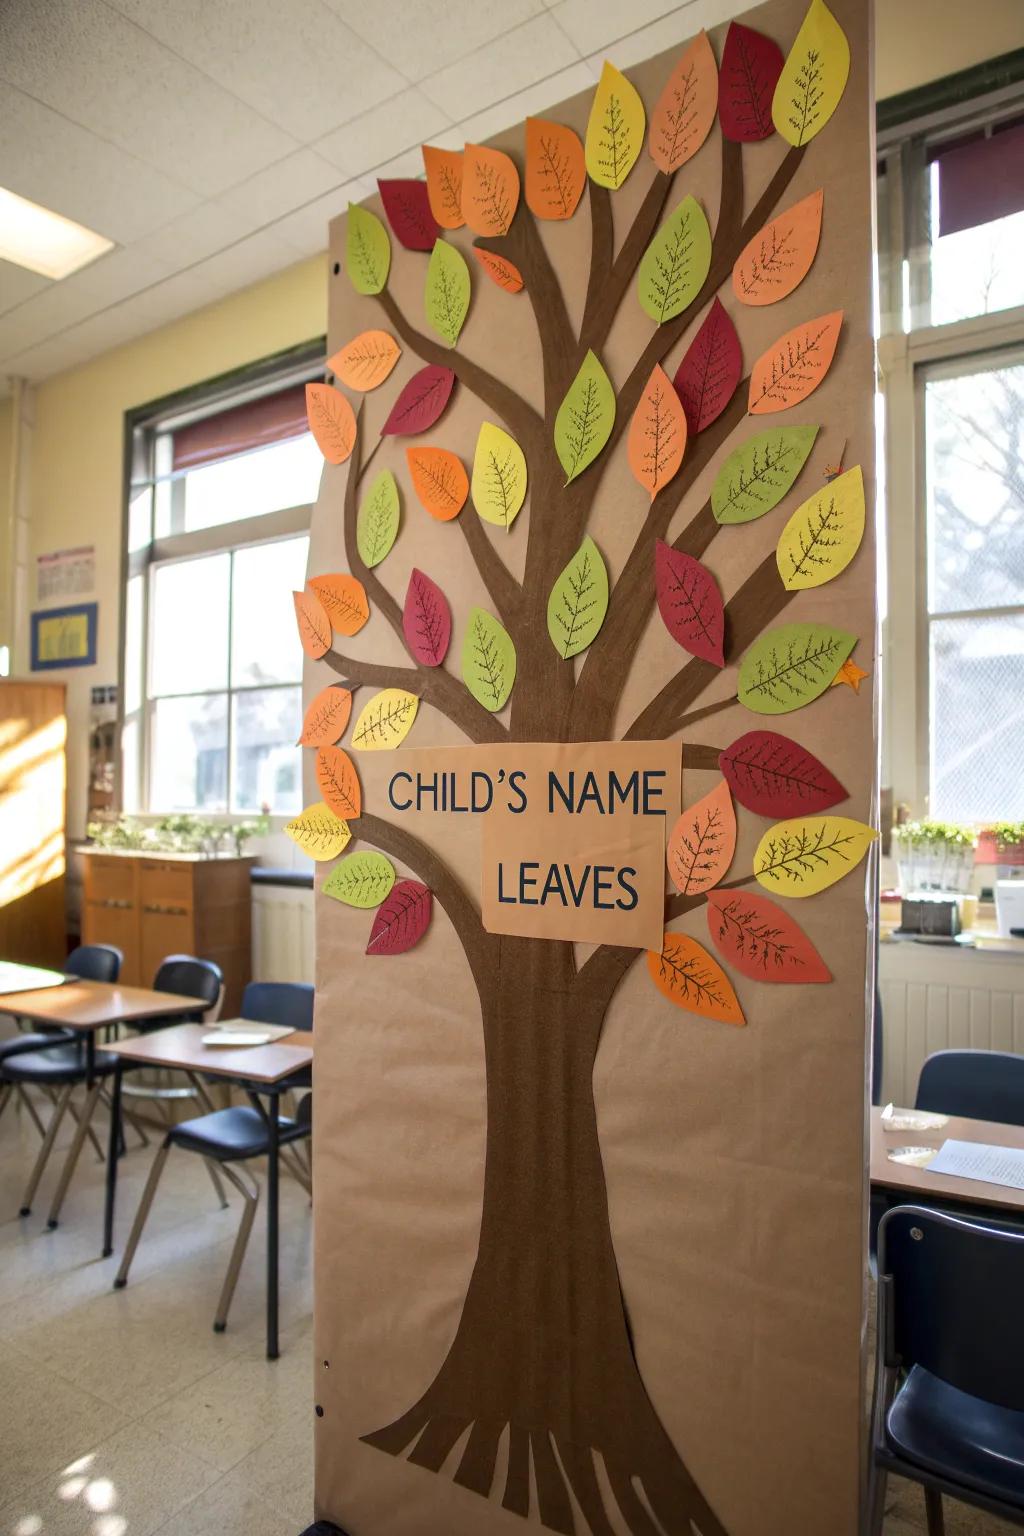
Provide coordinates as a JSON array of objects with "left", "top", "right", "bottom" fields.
[
  {"left": 477, "top": 208, "right": 576, "bottom": 411},
  {"left": 457, "top": 509, "right": 523, "bottom": 633},
  {"left": 579, "top": 169, "right": 673, "bottom": 360},
  {"left": 581, "top": 184, "right": 613, "bottom": 339}
]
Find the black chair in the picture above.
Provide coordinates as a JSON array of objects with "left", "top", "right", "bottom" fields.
[
  {"left": 916, "top": 1049, "right": 1024, "bottom": 1128},
  {"left": 869, "top": 1204, "right": 1024, "bottom": 1533}
]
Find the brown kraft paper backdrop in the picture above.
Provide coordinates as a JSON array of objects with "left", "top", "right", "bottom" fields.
[{"left": 308, "top": 1, "right": 875, "bottom": 1531}]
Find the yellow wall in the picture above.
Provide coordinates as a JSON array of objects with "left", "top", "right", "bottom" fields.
[
  {"left": 875, "top": 0, "right": 1024, "bottom": 100},
  {"left": 19, "top": 254, "right": 326, "bottom": 836}
]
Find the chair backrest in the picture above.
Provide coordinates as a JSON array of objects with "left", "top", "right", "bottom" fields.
[
  {"left": 879, "top": 1205, "right": 1024, "bottom": 1411},
  {"left": 916, "top": 1048, "right": 1024, "bottom": 1127},
  {"left": 152, "top": 954, "right": 223, "bottom": 1014},
  {"left": 66, "top": 944, "right": 122, "bottom": 984},
  {"left": 241, "top": 981, "right": 314, "bottom": 1033}
]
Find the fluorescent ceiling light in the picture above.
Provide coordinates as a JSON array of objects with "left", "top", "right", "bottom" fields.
[{"left": 0, "top": 187, "right": 114, "bottom": 280}]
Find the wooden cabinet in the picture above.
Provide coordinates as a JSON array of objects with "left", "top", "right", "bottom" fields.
[
  {"left": 0, "top": 679, "right": 67, "bottom": 967},
  {"left": 82, "top": 852, "right": 254, "bottom": 1014}
]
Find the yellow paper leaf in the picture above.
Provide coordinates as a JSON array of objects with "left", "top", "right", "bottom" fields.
[
  {"left": 772, "top": 0, "right": 851, "bottom": 147},
  {"left": 585, "top": 61, "right": 646, "bottom": 190},
  {"left": 753, "top": 815, "right": 877, "bottom": 898},
  {"left": 471, "top": 421, "right": 528, "bottom": 529},
  {"left": 351, "top": 689, "right": 419, "bottom": 751},
  {"left": 284, "top": 802, "right": 351, "bottom": 861},
  {"left": 776, "top": 465, "right": 865, "bottom": 590}
]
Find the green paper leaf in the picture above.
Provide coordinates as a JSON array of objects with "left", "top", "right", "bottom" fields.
[
  {"left": 711, "top": 425, "right": 820, "bottom": 524},
  {"left": 356, "top": 469, "right": 400, "bottom": 568},
  {"left": 547, "top": 535, "right": 609, "bottom": 659},
  {"left": 346, "top": 203, "right": 390, "bottom": 295},
  {"left": 737, "top": 622, "right": 856, "bottom": 715},
  {"left": 554, "top": 349, "right": 616, "bottom": 484},
  {"left": 322, "top": 850, "right": 397, "bottom": 909},
  {"left": 637, "top": 195, "right": 712, "bottom": 324},
  {"left": 424, "top": 239, "right": 470, "bottom": 347},
  {"left": 461, "top": 606, "right": 516, "bottom": 712}
]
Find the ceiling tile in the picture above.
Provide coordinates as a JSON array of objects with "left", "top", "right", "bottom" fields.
[
  {"left": 314, "top": 89, "right": 451, "bottom": 179},
  {"left": 131, "top": 229, "right": 307, "bottom": 318},
  {"left": 0, "top": 0, "right": 299, "bottom": 198},
  {"left": 575, "top": 1, "right": 735, "bottom": 68},
  {"left": 0, "top": 262, "right": 51, "bottom": 319},
  {"left": 453, "top": 61, "right": 595, "bottom": 144},
  {"left": 324, "top": 0, "right": 548, "bottom": 83},
  {"left": 0, "top": 334, "right": 96, "bottom": 383},
  {"left": 271, "top": 181, "right": 373, "bottom": 256},
  {"left": 418, "top": 13, "right": 579, "bottom": 120},
  {"left": 547, "top": 0, "right": 684, "bottom": 56},
  {"left": 62, "top": 245, "right": 176, "bottom": 306},
  {"left": 131, "top": 202, "right": 266, "bottom": 271},
  {"left": 220, "top": 151, "right": 345, "bottom": 226},
  {"left": 104, "top": 0, "right": 404, "bottom": 141},
  {"left": 0, "top": 282, "right": 106, "bottom": 360}
]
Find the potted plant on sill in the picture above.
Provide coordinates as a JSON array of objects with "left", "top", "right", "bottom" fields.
[{"left": 892, "top": 820, "right": 976, "bottom": 894}]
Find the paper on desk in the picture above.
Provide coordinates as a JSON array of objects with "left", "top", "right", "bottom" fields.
[
  {"left": 927, "top": 1139, "right": 1024, "bottom": 1191},
  {"left": 881, "top": 1102, "right": 949, "bottom": 1132},
  {"left": 213, "top": 1021, "right": 295, "bottom": 1042}
]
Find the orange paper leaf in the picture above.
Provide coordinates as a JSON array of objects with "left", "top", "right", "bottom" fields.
[
  {"left": 667, "top": 780, "right": 736, "bottom": 896},
  {"left": 422, "top": 146, "right": 464, "bottom": 230},
  {"left": 748, "top": 310, "right": 843, "bottom": 414},
  {"left": 648, "top": 932, "right": 745, "bottom": 1025},
  {"left": 706, "top": 889, "right": 832, "bottom": 984},
  {"left": 293, "top": 590, "right": 331, "bottom": 659},
  {"left": 461, "top": 144, "right": 520, "bottom": 237},
  {"left": 733, "top": 189, "right": 823, "bottom": 307},
  {"left": 406, "top": 446, "right": 469, "bottom": 521},
  {"left": 298, "top": 685, "right": 352, "bottom": 748},
  {"left": 305, "top": 382, "right": 356, "bottom": 464},
  {"left": 649, "top": 31, "right": 719, "bottom": 173},
  {"left": 316, "top": 744, "right": 361, "bottom": 821},
  {"left": 472, "top": 247, "right": 524, "bottom": 293},
  {"left": 327, "top": 329, "right": 401, "bottom": 391},
  {"left": 307, "top": 573, "right": 369, "bottom": 637},
  {"left": 525, "top": 117, "right": 586, "bottom": 220},
  {"left": 628, "top": 363, "right": 687, "bottom": 500}
]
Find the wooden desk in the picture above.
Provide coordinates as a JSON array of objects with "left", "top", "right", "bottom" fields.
[
  {"left": 0, "top": 980, "right": 209, "bottom": 1032},
  {"left": 871, "top": 1106, "right": 1024, "bottom": 1214},
  {"left": 103, "top": 1022, "right": 314, "bottom": 1360}
]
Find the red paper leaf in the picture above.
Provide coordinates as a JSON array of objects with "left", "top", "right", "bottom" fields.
[
  {"left": 718, "top": 21, "right": 783, "bottom": 142},
  {"left": 673, "top": 297, "right": 742, "bottom": 435},
  {"left": 402, "top": 568, "right": 452, "bottom": 668},
  {"left": 706, "top": 890, "right": 831, "bottom": 983},
  {"left": 718, "top": 729, "right": 848, "bottom": 818},
  {"left": 366, "top": 879, "right": 432, "bottom": 956},
  {"left": 377, "top": 179, "right": 439, "bottom": 252},
  {"left": 380, "top": 365, "right": 456, "bottom": 437},
  {"left": 655, "top": 540, "right": 725, "bottom": 667}
]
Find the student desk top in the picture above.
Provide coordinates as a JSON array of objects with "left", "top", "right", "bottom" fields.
[
  {"left": 0, "top": 980, "right": 210, "bottom": 1031},
  {"left": 871, "top": 1105, "right": 1024, "bottom": 1215}
]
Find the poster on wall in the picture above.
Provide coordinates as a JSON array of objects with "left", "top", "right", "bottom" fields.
[
  {"left": 30, "top": 602, "right": 98, "bottom": 670},
  {"left": 36, "top": 544, "right": 95, "bottom": 600},
  {"left": 295, "top": 0, "right": 876, "bottom": 1531}
]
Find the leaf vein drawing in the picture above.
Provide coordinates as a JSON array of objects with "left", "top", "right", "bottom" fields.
[
  {"left": 552, "top": 548, "right": 598, "bottom": 657},
  {"left": 308, "top": 392, "right": 353, "bottom": 460},
  {"left": 783, "top": 494, "right": 844, "bottom": 582},
  {"left": 656, "top": 61, "right": 699, "bottom": 168},
  {"left": 538, "top": 134, "right": 574, "bottom": 216},
  {"left": 719, "top": 436, "right": 800, "bottom": 517},
  {"left": 353, "top": 694, "right": 416, "bottom": 748},
  {"left": 411, "top": 453, "right": 459, "bottom": 510},
  {"left": 644, "top": 381, "right": 679, "bottom": 488},
  {"left": 439, "top": 165, "right": 460, "bottom": 221},
  {"left": 737, "top": 222, "right": 797, "bottom": 298},
  {"left": 671, "top": 805, "right": 724, "bottom": 894},
  {"left": 756, "top": 822, "right": 857, "bottom": 884},
  {"left": 745, "top": 631, "right": 846, "bottom": 705},
  {"left": 469, "top": 157, "right": 512, "bottom": 234},
  {"left": 600, "top": 93, "right": 628, "bottom": 186},
  {"left": 472, "top": 614, "right": 507, "bottom": 708},
  {"left": 789, "top": 49, "right": 824, "bottom": 145},
  {"left": 487, "top": 451, "right": 517, "bottom": 525},
  {"left": 658, "top": 946, "right": 730, "bottom": 1010},
  {"left": 722, "top": 738, "right": 836, "bottom": 805},
  {"left": 411, "top": 577, "right": 446, "bottom": 663},
  {"left": 667, "top": 560, "right": 716, "bottom": 645},
  {"left": 713, "top": 896, "right": 800, "bottom": 974},
  {"left": 652, "top": 221, "right": 695, "bottom": 323},
  {"left": 751, "top": 320, "right": 832, "bottom": 409}
]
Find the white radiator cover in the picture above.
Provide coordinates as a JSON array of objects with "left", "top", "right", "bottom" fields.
[{"left": 251, "top": 882, "right": 314, "bottom": 984}]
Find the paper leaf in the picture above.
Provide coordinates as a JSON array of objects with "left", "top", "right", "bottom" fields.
[
  {"left": 748, "top": 310, "right": 842, "bottom": 414},
  {"left": 328, "top": 330, "right": 401, "bottom": 392},
  {"left": 461, "top": 144, "right": 520, "bottom": 237},
  {"left": 554, "top": 349, "right": 616, "bottom": 484},
  {"left": 629, "top": 364, "right": 687, "bottom": 500},
  {"left": 462, "top": 606, "right": 516, "bottom": 712},
  {"left": 315, "top": 745, "right": 362, "bottom": 821},
  {"left": 380, "top": 365, "right": 456, "bottom": 437},
  {"left": 285, "top": 802, "right": 351, "bottom": 862},
  {"left": 719, "top": 729, "right": 848, "bottom": 818},
  {"left": 547, "top": 536, "right": 609, "bottom": 660},
  {"left": 649, "top": 31, "right": 719, "bottom": 173},
  {"left": 422, "top": 145, "right": 464, "bottom": 231},
  {"left": 323, "top": 851, "right": 396, "bottom": 909},
  {"left": 293, "top": 590, "right": 331, "bottom": 659},
  {"left": 406, "top": 445, "right": 468, "bottom": 521},
  {"left": 356, "top": 469, "right": 400, "bottom": 568},
  {"left": 298, "top": 685, "right": 352, "bottom": 749},
  {"left": 831, "top": 658, "right": 869, "bottom": 692},
  {"left": 738, "top": 623, "right": 856, "bottom": 715},
  {"left": 307, "top": 573, "right": 369, "bottom": 637},
  {"left": 718, "top": 22, "right": 784, "bottom": 141},
  {"left": 403, "top": 568, "right": 452, "bottom": 667},
  {"left": 305, "top": 382, "right": 356, "bottom": 464},
  {"left": 776, "top": 465, "right": 865, "bottom": 591},
  {"left": 733, "top": 189, "right": 823, "bottom": 307},
  {"left": 711, "top": 424, "right": 819, "bottom": 525},
  {"left": 655, "top": 540, "right": 725, "bottom": 667},
  {"left": 772, "top": 0, "right": 851, "bottom": 147},
  {"left": 585, "top": 61, "right": 646, "bottom": 190},
  {"left": 366, "top": 879, "right": 432, "bottom": 956},
  {"left": 525, "top": 117, "right": 586, "bottom": 220},
  {"left": 753, "top": 815, "right": 877, "bottom": 898},
  {"left": 647, "top": 933, "right": 745, "bottom": 1025},
  {"left": 637, "top": 195, "right": 712, "bottom": 325},
  {"left": 472, "top": 246, "right": 524, "bottom": 293},
  {"left": 673, "top": 297, "right": 742, "bottom": 435},
  {"left": 706, "top": 890, "right": 831, "bottom": 982},
  {"left": 667, "top": 780, "right": 736, "bottom": 896},
  {"left": 351, "top": 688, "right": 419, "bottom": 751},
  {"left": 471, "top": 421, "right": 528, "bottom": 529},
  {"left": 345, "top": 203, "right": 390, "bottom": 295},
  {"left": 425, "top": 239, "right": 471, "bottom": 347},
  {"left": 377, "top": 178, "right": 438, "bottom": 252}
]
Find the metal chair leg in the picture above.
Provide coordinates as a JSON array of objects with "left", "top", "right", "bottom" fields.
[
  {"left": 18, "top": 1084, "right": 48, "bottom": 1138},
  {"left": 114, "top": 1138, "right": 172, "bottom": 1288},
  {"left": 203, "top": 1157, "right": 229, "bottom": 1208},
  {"left": 866, "top": 1461, "right": 887, "bottom": 1536},
  {"left": 47, "top": 1083, "right": 103, "bottom": 1228},
  {"left": 0, "top": 1083, "right": 12, "bottom": 1125},
  {"left": 213, "top": 1162, "right": 259, "bottom": 1332},
  {"left": 924, "top": 1486, "right": 945, "bottom": 1536},
  {"left": 281, "top": 1146, "right": 312, "bottom": 1195},
  {"left": 19, "top": 1084, "right": 73, "bottom": 1215},
  {"left": 66, "top": 1092, "right": 105, "bottom": 1162}
]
